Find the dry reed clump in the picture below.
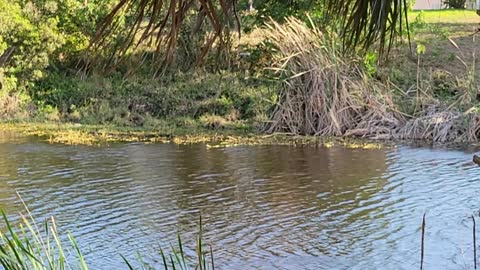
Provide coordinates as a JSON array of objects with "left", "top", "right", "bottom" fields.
[
  {"left": 0, "top": 92, "right": 35, "bottom": 120},
  {"left": 262, "top": 18, "right": 480, "bottom": 143},
  {"left": 394, "top": 64, "right": 480, "bottom": 143},
  {"left": 397, "top": 105, "right": 480, "bottom": 143},
  {"left": 0, "top": 93, "right": 23, "bottom": 118},
  {"left": 263, "top": 17, "right": 404, "bottom": 139}
]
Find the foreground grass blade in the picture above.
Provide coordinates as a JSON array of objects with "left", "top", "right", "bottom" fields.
[
  {"left": 0, "top": 207, "right": 213, "bottom": 270},
  {"left": 68, "top": 233, "right": 89, "bottom": 270},
  {"left": 121, "top": 254, "right": 135, "bottom": 270},
  {"left": 160, "top": 248, "right": 168, "bottom": 270}
]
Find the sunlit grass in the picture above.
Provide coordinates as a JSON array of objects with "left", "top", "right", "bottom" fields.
[
  {"left": 0, "top": 204, "right": 214, "bottom": 270},
  {"left": 122, "top": 218, "right": 215, "bottom": 270},
  {"left": 0, "top": 211, "right": 88, "bottom": 270},
  {"left": 409, "top": 9, "right": 480, "bottom": 24}
]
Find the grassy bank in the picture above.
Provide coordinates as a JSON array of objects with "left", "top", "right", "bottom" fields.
[
  {"left": 259, "top": 14, "right": 480, "bottom": 144},
  {"left": 2, "top": 10, "right": 480, "bottom": 146},
  {"left": 380, "top": 9, "right": 480, "bottom": 143},
  {"left": 408, "top": 9, "right": 479, "bottom": 23}
]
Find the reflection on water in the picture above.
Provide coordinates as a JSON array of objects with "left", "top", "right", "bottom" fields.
[{"left": 0, "top": 133, "right": 479, "bottom": 269}]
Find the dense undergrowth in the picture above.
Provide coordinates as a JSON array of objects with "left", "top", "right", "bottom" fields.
[
  {"left": 32, "top": 72, "right": 277, "bottom": 130},
  {"left": 1, "top": 0, "right": 480, "bottom": 144},
  {"left": 0, "top": 0, "right": 278, "bottom": 132}
]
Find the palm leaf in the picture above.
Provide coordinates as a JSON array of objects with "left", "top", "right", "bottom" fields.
[
  {"left": 91, "top": 0, "right": 240, "bottom": 73},
  {"left": 323, "top": 0, "right": 410, "bottom": 56}
]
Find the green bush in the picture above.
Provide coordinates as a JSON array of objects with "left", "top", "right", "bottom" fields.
[
  {"left": 32, "top": 71, "right": 277, "bottom": 127},
  {"left": 0, "top": 0, "right": 124, "bottom": 119},
  {"left": 0, "top": 0, "right": 281, "bottom": 126},
  {"left": 444, "top": 0, "right": 467, "bottom": 8},
  {"left": 0, "top": 0, "right": 64, "bottom": 92}
]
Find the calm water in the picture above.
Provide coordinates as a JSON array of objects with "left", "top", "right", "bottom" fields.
[{"left": 0, "top": 132, "right": 480, "bottom": 269}]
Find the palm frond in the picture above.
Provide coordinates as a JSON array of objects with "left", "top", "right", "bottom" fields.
[
  {"left": 323, "top": 0, "right": 410, "bottom": 56},
  {"left": 90, "top": 0, "right": 240, "bottom": 73}
]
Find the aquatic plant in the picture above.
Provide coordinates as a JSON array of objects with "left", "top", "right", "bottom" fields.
[
  {"left": 0, "top": 122, "right": 387, "bottom": 149},
  {"left": 0, "top": 203, "right": 214, "bottom": 270},
  {"left": 122, "top": 219, "right": 215, "bottom": 270},
  {"left": 0, "top": 210, "right": 88, "bottom": 270}
]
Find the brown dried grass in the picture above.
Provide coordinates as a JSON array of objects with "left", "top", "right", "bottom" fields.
[
  {"left": 263, "top": 17, "right": 404, "bottom": 139},
  {"left": 0, "top": 93, "right": 23, "bottom": 119},
  {"left": 263, "top": 17, "right": 480, "bottom": 143},
  {"left": 397, "top": 106, "right": 480, "bottom": 143}
]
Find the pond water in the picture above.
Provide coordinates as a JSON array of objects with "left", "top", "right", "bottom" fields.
[{"left": 0, "top": 132, "right": 480, "bottom": 269}]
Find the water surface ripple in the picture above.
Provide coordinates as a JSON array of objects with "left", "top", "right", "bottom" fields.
[{"left": 0, "top": 134, "right": 479, "bottom": 269}]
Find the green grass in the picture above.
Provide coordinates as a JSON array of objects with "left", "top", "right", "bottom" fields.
[
  {"left": 409, "top": 9, "right": 480, "bottom": 24},
  {"left": 386, "top": 8, "right": 480, "bottom": 93},
  {"left": 0, "top": 209, "right": 88, "bottom": 270},
  {"left": 0, "top": 204, "right": 214, "bottom": 270}
]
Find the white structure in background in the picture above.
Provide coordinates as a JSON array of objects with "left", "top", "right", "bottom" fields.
[
  {"left": 413, "top": 0, "right": 443, "bottom": 9},
  {"left": 413, "top": 0, "right": 478, "bottom": 10}
]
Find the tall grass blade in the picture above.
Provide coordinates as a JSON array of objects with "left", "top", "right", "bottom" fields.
[
  {"left": 209, "top": 245, "right": 214, "bottom": 270},
  {"left": 160, "top": 248, "right": 169, "bottom": 270},
  {"left": 68, "top": 232, "right": 89, "bottom": 270},
  {"left": 121, "top": 254, "right": 135, "bottom": 270},
  {"left": 197, "top": 215, "right": 203, "bottom": 270},
  {"left": 177, "top": 233, "right": 187, "bottom": 269},
  {"left": 170, "top": 254, "right": 177, "bottom": 270},
  {"left": 51, "top": 218, "right": 66, "bottom": 270},
  {"left": 421, "top": 213, "right": 426, "bottom": 270},
  {"left": 474, "top": 215, "right": 477, "bottom": 269}
]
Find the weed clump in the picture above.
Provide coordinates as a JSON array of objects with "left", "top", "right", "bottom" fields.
[
  {"left": 263, "top": 17, "right": 403, "bottom": 140},
  {"left": 262, "top": 17, "right": 480, "bottom": 144}
]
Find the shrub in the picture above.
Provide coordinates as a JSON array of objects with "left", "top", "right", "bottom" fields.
[
  {"left": 32, "top": 72, "right": 277, "bottom": 127},
  {"left": 443, "top": 0, "right": 467, "bottom": 8},
  {"left": 264, "top": 17, "right": 403, "bottom": 138},
  {"left": 0, "top": 0, "right": 65, "bottom": 92}
]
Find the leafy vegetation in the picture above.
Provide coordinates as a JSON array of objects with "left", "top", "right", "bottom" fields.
[
  {"left": 0, "top": 1, "right": 480, "bottom": 143},
  {"left": 0, "top": 206, "right": 214, "bottom": 270},
  {"left": 0, "top": 207, "right": 88, "bottom": 270},
  {"left": 444, "top": 0, "right": 467, "bottom": 9},
  {"left": 2, "top": 3, "right": 480, "bottom": 269},
  {"left": 33, "top": 72, "right": 276, "bottom": 127}
]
